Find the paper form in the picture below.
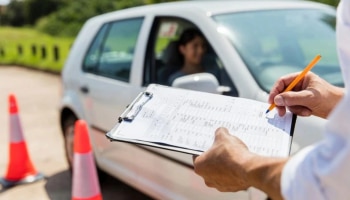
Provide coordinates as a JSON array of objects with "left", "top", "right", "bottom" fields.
[{"left": 110, "top": 84, "right": 294, "bottom": 157}]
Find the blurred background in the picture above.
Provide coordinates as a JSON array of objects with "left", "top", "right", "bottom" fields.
[
  {"left": 0, "top": 0, "right": 339, "bottom": 74},
  {"left": 0, "top": 0, "right": 180, "bottom": 73},
  {"left": 0, "top": 0, "right": 341, "bottom": 199}
]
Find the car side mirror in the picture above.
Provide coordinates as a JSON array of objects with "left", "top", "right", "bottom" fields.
[{"left": 171, "top": 73, "right": 231, "bottom": 94}]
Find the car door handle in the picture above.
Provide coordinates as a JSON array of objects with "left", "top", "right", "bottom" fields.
[{"left": 80, "top": 86, "right": 89, "bottom": 94}]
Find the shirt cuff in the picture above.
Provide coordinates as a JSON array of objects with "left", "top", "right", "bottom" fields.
[{"left": 280, "top": 145, "right": 316, "bottom": 200}]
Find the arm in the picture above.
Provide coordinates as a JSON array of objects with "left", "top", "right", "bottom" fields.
[
  {"left": 194, "top": 1, "right": 350, "bottom": 199},
  {"left": 193, "top": 128, "right": 287, "bottom": 200},
  {"left": 193, "top": 73, "right": 344, "bottom": 199},
  {"left": 268, "top": 72, "right": 344, "bottom": 119}
]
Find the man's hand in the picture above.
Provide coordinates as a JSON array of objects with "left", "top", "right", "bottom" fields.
[
  {"left": 268, "top": 72, "right": 344, "bottom": 118},
  {"left": 193, "top": 127, "right": 252, "bottom": 192},
  {"left": 193, "top": 127, "right": 287, "bottom": 200}
]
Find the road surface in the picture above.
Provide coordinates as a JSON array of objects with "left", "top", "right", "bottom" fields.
[{"left": 0, "top": 66, "right": 151, "bottom": 200}]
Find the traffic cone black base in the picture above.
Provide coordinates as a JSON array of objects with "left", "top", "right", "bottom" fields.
[
  {"left": 0, "top": 173, "right": 45, "bottom": 188},
  {"left": 0, "top": 94, "right": 45, "bottom": 188}
]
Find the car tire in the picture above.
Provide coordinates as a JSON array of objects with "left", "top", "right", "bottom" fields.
[
  {"left": 62, "top": 115, "right": 108, "bottom": 181},
  {"left": 62, "top": 115, "right": 77, "bottom": 169}
]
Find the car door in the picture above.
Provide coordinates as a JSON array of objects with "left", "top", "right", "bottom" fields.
[
  {"left": 79, "top": 17, "right": 145, "bottom": 152},
  {"left": 142, "top": 16, "right": 239, "bottom": 165}
]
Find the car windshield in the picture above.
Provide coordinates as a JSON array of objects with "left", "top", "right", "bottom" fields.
[{"left": 213, "top": 9, "right": 344, "bottom": 92}]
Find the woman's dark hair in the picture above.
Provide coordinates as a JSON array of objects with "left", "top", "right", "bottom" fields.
[
  {"left": 163, "top": 28, "right": 206, "bottom": 71},
  {"left": 178, "top": 28, "right": 205, "bottom": 46},
  {"left": 161, "top": 28, "right": 206, "bottom": 83},
  {"left": 171, "top": 28, "right": 205, "bottom": 66}
]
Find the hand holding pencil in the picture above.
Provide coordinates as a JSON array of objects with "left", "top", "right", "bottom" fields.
[{"left": 266, "top": 54, "right": 322, "bottom": 114}]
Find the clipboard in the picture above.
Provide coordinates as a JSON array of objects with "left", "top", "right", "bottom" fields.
[
  {"left": 118, "top": 91, "right": 153, "bottom": 123},
  {"left": 106, "top": 84, "right": 296, "bottom": 156}
]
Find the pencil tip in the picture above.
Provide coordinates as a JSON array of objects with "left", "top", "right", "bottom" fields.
[{"left": 265, "top": 110, "right": 269, "bottom": 114}]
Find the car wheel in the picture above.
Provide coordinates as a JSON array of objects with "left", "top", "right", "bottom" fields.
[
  {"left": 62, "top": 115, "right": 77, "bottom": 169},
  {"left": 62, "top": 115, "right": 108, "bottom": 180}
]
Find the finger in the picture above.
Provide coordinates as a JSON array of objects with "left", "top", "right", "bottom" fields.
[
  {"left": 193, "top": 154, "right": 204, "bottom": 175},
  {"left": 218, "top": 186, "right": 237, "bottom": 193},
  {"left": 204, "top": 180, "right": 215, "bottom": 188},
  {"left": 214, "top": 127, "right": 229, "bottom": 142},
  {"left": 192, "top": 155, "right": 198, "bottom": 163},
  {"left": 268, "top": 73, "right": 300, "bottom": 104},
  {"left": 287, "top": 106, "right": 312, "bottom": 116},
  {"left": 276, "top": 105, "right": 287, "bottom": 116},
  {"left": 276, "top": 90, "right": 314, "bottom": 108}
]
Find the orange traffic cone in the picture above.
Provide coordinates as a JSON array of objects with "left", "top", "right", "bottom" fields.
[
  {"left": 0, "top": 94, "right": 44, "bottom": 188},
  {"left": 72, "top": 120, "right": 102, "bottom": 200}
]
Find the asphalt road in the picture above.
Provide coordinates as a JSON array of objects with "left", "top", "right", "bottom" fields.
[{"left": 0, "top": 66, "right": 151, "bottom": 200}]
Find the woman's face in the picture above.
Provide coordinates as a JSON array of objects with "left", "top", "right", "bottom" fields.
[{"left": 179, "top": 36, "right": 207, "bottom": 66}]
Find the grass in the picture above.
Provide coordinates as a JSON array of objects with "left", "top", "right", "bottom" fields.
[
  {"left": 0, "top": 27, "right": 174, "bottom": 73},
  {"left": 0, "top": 26, "right": 75, "bottom": 73}
]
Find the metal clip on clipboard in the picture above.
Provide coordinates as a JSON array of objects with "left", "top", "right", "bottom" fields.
[{"left": 118, "top": 91, "right": 153, "bottom": 123}]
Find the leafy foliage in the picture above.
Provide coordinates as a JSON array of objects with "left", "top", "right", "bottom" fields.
[
  {"left": 0, "top": 0, "right": 63, "bottom": 26},
  {"left": 309, "top": 0, "right": 340, "bottom": 7},
  {"left": 23, "top": 0, "right": 64, "bottom": 25},
  {"left": 35, "top": 0, "right": 176, "bottom": 37},
  {"left": 0, "top": 0, "right": 25, "bottom": 26},
  {"left": 0, "top": 0, "right": 340, "bottom": 37}
]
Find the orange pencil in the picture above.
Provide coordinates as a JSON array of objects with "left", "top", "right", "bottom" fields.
[{"left": 265, "top": 54, "right": 322, "bottom": 114}]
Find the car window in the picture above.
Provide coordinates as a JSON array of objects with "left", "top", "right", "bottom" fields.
[
  {"left": 83, "top": 18, "right": 143, "bottom": 82},
  {"left": 213, "top": 9, "right": 343, "bottom": 91},
  {"left": 83, "top": 24, "right": 109, "bottom": 72},
  {"left": 144, "top": 17, "right": 238, "bottom": 96},
  {"left": 154, "top": 19, "right": 193, "bottom": 85}
]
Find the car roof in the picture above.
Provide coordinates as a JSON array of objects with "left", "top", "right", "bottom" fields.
[
  {"left": 149, "top": 0, "right": 333, "bottom": 15},
  {"left": 110, "top": 0, "right": 332, "bottom": 15},
  {"left": 88, "top": 0, "right": 334, "bottom": 25}
]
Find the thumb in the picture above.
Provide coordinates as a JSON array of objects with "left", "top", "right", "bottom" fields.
[
  {"left": 274, "top": 90, "right": 313, "bottom": 107},
  {"left": 214, "top": 127, "right": 230, "bottom": 142}
]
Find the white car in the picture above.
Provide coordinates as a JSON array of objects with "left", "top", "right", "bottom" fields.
[{"left": 60, "top": 1, "right": 342, "bottom": 199}]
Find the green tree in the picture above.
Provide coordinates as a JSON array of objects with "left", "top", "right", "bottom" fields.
[
  {"left": 0, "top": 0, "right": 63, "bottom": 26},
  {"left": 36, "top": 0, "right": 119, "bottom": 36},
  {"left": 23, "top": 0, "right": 64, "bottom": 25},
  {"left": 36, "top": 0, "right": 179, "bottom": 37},
  {"left": 309, "top": 0, "right": 340, "bottom": 7},
  {"left": 0, "top": 0, "right": 25, "bottom": 26},
  {"left": 145, "top": 0, "right": 178, "bottom": 3}
]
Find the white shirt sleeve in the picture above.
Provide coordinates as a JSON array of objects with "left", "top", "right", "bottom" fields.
[{"left": 281, "top": 1, "right": 350, "bottom": 199}]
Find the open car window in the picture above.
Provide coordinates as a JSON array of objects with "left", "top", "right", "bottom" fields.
[{"left": 144, "top": 17, "right": 238, "bottom": 96}]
